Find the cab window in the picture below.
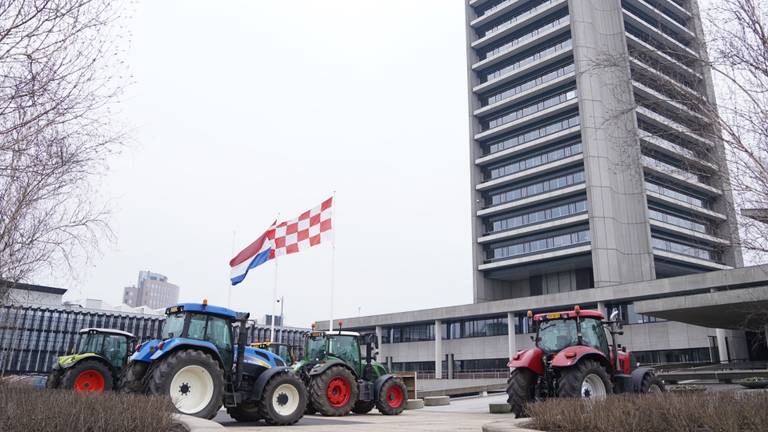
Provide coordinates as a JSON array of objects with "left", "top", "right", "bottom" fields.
[
  {"left": 581, "top": 318, "right": 609, "bottom": 355},
  {"left": 103, "top": 335, "right": 128, "bottom": 366},
  {"left": 187, "top": 314, "right": 207, "bottom": 339},
  {"left": 329, "top": 336, "right": 360, "bottom": 365},
  {"left": 206, "top": 316, "right": 232, "bottom": 349}
]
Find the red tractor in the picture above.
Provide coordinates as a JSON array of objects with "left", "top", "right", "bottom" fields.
[{"left": 507, "top": 306, "right": 664, "bottom": 417}]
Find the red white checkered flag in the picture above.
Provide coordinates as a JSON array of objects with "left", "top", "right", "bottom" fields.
[{"left": 269, "top": 197, "right": 333, "bottom": 257}]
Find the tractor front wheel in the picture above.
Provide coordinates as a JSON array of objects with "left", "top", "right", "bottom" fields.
[
  {"left": 557, "top": 359, "right": 612, "bottom": 400},
  {"left": 309, "top": 366, "right": 358, "bottom": 416},
  {"left": 119, "top": 361, "right": 148, "bottom": 393},
  {"left": 375, "top": 378, "right": 407, "bottom": 415},
  {"left": 507, "top": 368, "right": 536, "bottom": 418},
  {"left": 639, "top": 372, "right": 665, "bottom": 394},
  {"left": 60, "top": 360, "right": 113, "bottom": 392},
  {"left": 147, "top": 350, "right": 224, "bottom": 419},
  {"left": 46, "top": 368, "right": 63, "bottom": 389},
  {"left": 258, "top": 372, "right": 307, "bottom": 425}
]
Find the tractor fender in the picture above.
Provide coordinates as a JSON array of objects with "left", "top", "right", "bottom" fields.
[
  {"left": 373, "top": 374, "right": 406, "bottom": 400},
  {"left": 630, "top": 367, "right": 656, "bottom": 392},
  {"left": 57, "top": 352, "right": 109, "bottom": 370},
  {"left": 508, "top": 348, "right": 545, "bottom": 376},
  {"left": 308, "top": 359, "right": 357, "bottom": 378},
  {"left": 550, "top": 346, "right": 610, "bottom": 370},
  {"left": 251, "top": 366, "right": 293, "bottom": 400},
  {"left": 132, "top": 338, "right": 225, "bottom": 369}
]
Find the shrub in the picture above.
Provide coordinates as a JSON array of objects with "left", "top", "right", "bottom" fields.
[
  {"left": 0, "top": 385, "right": 178, "bottom": 432},
  {"left": 527, "top": 391, "right": 768, "bottom": 432}
]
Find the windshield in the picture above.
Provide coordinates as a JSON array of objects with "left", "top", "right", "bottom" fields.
[
  {"left": 79, "top": 333, "right": 104, "bottom": 354},
  {"left": 162, "top": 313, "right": 185, "bottom": 339},
  {"left": 538, "top": 318, "right": 578, "bottom": 353},
  {"left": 306, "top": 336, "right": 326, "bottom": 360}
]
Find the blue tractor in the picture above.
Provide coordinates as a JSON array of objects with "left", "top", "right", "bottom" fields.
[{"left": 120, "top": 301, "right": 307, "bottom": 424}]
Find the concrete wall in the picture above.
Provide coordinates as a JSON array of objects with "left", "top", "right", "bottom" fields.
[{"left": 6, "top": 288, "right": 64, "bottom": 307}]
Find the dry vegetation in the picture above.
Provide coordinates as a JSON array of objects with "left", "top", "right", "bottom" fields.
[
  {"left": 0, "top": 385, "right": 179, "bottom": 432},
  {"left": 527, "top": 392, "right": 768, "bottom": 432}
]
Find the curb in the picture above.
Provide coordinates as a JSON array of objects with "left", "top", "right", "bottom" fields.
[
  {"left": 482, "top": 419, "right": 543, "bottom": 432},
  {"left": 173, "top": 414, "right": 225, "bottom": 432}
]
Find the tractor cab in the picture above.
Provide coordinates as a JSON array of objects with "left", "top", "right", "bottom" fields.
[
  {"left": 534, "top": 309, "right": 613, "bottom": 361},
  {"left": 252, "top": 341, "right": 295, "bottom": 365},
  {"left": 303, "top": 331, "right": 365, "bottom": 375},
  {"left": 73, "top": 328, "right": 136, "bottom": 369}
]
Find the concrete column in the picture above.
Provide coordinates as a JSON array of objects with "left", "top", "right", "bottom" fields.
[
  {"left": 447, "top": 354, "right": 453, "bottom": 380},
  {"left": 716, "top": 328, "right": 729, "bottom": 363},
  {"left": 435, "top": 319, "right": 443, "bottom": 379},
  {"left": 375, "top": 326, "right": 383, "bottom": 362},
  {"left": 507, "top": 312, "right": 517, "bottom": 368},
  {"left": 597, "top": 302, "right": 607, "bottom": 318}
]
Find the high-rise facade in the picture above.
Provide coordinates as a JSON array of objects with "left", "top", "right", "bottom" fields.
[
  {"left": 465, "top": 0, "right": 742, "bottom": 302},
  {"left": 122, "top": 270, "right": 179, "bottom": 309}
]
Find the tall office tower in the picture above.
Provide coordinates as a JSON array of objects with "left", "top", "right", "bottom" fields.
[
  {"left": 465, "top": 0, "right": 742, "bottom": 302},
  {"left": 122, "top": 270, "right": 180, "bottom": 309}
]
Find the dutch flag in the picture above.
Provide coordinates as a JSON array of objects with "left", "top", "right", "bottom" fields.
[{"left": 229, "top": 224, "right": 275, "bottom": 285}]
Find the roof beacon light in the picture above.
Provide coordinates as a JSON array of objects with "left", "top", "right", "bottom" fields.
[
  {"left": 338, "top": 320, "right": 344, "bottom": 331},
  {"left": 574, "top": 305, "right": 581, "bottom": 315},
  {"left": 202, "top": 298, "right": 208, "bottom": 307},
  {"left": 527, "top": 310, "right": 533, "bottom": 318}
]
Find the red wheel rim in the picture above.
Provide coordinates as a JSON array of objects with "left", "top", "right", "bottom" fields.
[
  {"left": 74, "top": 370, "right": 105, "bottom": 392},
  {"left": 326, "top": 376, "right": 351, "bottom": 407},
  {"left": 386, "top": 384, "right": 404, "bottom": 408}
]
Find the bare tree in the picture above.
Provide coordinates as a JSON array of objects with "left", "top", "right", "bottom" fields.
[{"left": 0, "top": 0, "right": 127, "bottom": 303}]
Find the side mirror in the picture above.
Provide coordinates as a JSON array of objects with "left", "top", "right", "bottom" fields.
[{"left": 609, "top": 310, "right": 620, "bottom": 322}]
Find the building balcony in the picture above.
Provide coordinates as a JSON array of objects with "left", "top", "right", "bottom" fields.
[
  {"left": 652, "top": 249, "right": 731, "bottom": 271},
  {"left": 626, "top": 33, "right": 701, "bottom": 82},
  {"left": 645, "top": 189, "right": 726, "bottom": 221},
  {"left": 475, "top": 120, "right": 581, "bottom": 166},
  {"left": 475, "top": 98, "right": 578, "bottom": 142},
  {"left": 632, "top": 80, "right": 707, "bottom": 125},
  {"left": 472, "top": 0, "right": 569, "bottom": 49},
  {"left": 479, "top": 244, "right": 591, "bottom": 271},
  {"left": 641, "top": 156, "right": 720, "bottom": 196},
  {"left": 476, "top": 70, "right": 576, "bottom": 117},
  {"left": 478, "top": 183, "right": 586, "bottom": 217},
  {"left": 629, "top": 57, "right": 703, "bottom": 101},
  {"left": 472, "top": 18, "right": 571, "bottom": 72},
  {"left": 473, "top": 40, "right": 573, "bottom": 94},
  {"left": 623, "top": 0, "right": 694, "bottom": 42},
  {"left": 477, "top": 154, "right": 583, "bottom": 191},
  {"left": 623, "top": 9, "right": 698, "bottom": 60},
  {"left": 479, "top": 213, "right": 589, "bottom": 244},
  {"left": 649, "top": 219, "right": 730, "bottom": 246},
  {"left": 471, "top": 0, "right": 530, "bottom": 28},
  {"left": 638, "top": 132, "right": 718, "bottom": 173},
  {"left": 635, "top": 106, "right": 714, "bottom": 149}
]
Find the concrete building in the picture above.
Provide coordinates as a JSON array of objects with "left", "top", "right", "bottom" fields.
[
  {"left": 122, "top": 270, "right": 180, "bottom": 309},
  {"left": 316, "top": 0, "right": 764, "bottom": 377}
]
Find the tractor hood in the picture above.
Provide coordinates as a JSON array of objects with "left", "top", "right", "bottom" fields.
[
  {"left": 55, "top": 352, "right": 100, "bottom": 369},
  {"left": 130, "top": 338, "right": 284, "bottom": 369}
]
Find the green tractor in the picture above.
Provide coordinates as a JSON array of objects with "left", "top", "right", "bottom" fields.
[
  {"left": 251, "top": 341, "right": 295, "bottom": 365},
  {"left": 46, "top": 328, "right": 135, "bottom": 392},
  {"left": 294, "top": 328, "right": 407, "bottom": 416}
]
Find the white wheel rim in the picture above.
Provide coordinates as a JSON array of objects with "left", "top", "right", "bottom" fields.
[
  {"left": 272, "top": 383, "right": 300, "bottom": 416},
  {"left": 170, "top": 365, "right": 215, "bottom": 414},
  {"left": 581, "top": 373, "right": 607, "bottom": 399}
]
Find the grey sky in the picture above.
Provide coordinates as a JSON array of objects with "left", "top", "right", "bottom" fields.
[{"left": 43, "top": 1, "right": 473, "bottom": 326}]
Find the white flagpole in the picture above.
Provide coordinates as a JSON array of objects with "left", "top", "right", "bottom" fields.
[
  {"left": 270, "top": 214, "right": 280, "bottom": 342},
  {"left": 228, "top": 230, "right": 235, "bottom": 308},
  {"left": 329, "top": 191, "right": 337, "bottom": 332}
]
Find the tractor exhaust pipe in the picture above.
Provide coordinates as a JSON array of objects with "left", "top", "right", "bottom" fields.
[{"left": 234, "top": 313, "right": 250, "bottom": 390}]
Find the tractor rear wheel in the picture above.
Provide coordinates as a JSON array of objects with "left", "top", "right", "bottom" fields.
[
  {"left": 119, "top": 361, "right": 148, "bottom": 393},
  {"left": 375, "top": 378, "right": 407, "bottom": 415},
  {"left": 639, "top": 372, "right": 665, "bottom": 394},
  {"left": 226, "top": 403, "right": 261, "bottom": 422},
  {"left": 147, "top": 350, "right": 224, "bottom": 419},
  {"left": 507, "top": 368, "right": 536, "bottom": 418},
  {"left": 557, "top": 359, "right": 612, "bottom": 400},
  {"left": 309, "top": 366, "right": 358, "bottom": 416},
  {"left": 352, "top": 400, "right": 375, "bottom": 414},
  {"left": 60, "top": 360, "right": 113, "bottom": 392},
  {"left": 258, "top": 372, "right": 307, "bottom": 425}
]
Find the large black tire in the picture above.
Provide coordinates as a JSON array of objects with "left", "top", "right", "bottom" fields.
[
  {"left": 375, "top": 378, "right": 407, "bottom": 415},
  {"left": 226, "top": 403, "right": 261, "bottom": 423},
  {"left": 352, "top": 400, "right": 375, "bottom": 414},
  {"left": 304, "top": 399, "right": 317, "bottom": 415},
  {"left": 639, "top": 372, "right": 665, "bottom": 394},
  {"left": 119, "top": 361, "right": 148, "bottom": 393},
  {"left": 557, "top": 359, "right": 612, "bottom": 399},
  {"left": 147, "top": 350, "right": 224, "bottom": 419},
  {"left": 507, "top": 368, "right": 537, "bottom": 418},
  {"left": 309, "top": 366, "right": 358, "bottom": 416},
  {"left": 46, "top": 368, "right": 63, "bottom": 389},
  {"left": 60, "top": 359, "right": 114, "bottom": 392},
  {"left": 258, "top": 372, "right": 307, "bottom": 425}
]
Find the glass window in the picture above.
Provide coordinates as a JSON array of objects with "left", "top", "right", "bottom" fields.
[
  {"left": 206, "top": 317, "right": 232, "bottom": 349},
  {"left": 328, "top": 336, "right": 360, "bottom": 365},
  {"left": 537, "top": 319, "right": 578, "bottom": 353},
  {"left": 187, "top": 314, "right": 207, "bottom": 340},
  {"left": 103, "top": 335, "right": 128, "bottom": 367},
  {"left": 162, "top": 313, "right": 185, "bottom": 339},
  {"left": 580, "top": 318, "right": 609, "bottom": 355}
]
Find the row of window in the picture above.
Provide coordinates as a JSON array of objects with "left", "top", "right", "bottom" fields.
[
  {"left": 652, "top": 236, "right": 719, "bottom": 262},
  {"left": 489, "top": 142, "right": 582, "bottom": 180},
  {"left": 480, "top": 0, "right": 562, "bottom": 39},
  {"left": 486, "top": 88, "right": 577, "bottom": 130},
  {"left": 606, "top": 302, "right": 664, "bottom": 326},
  {"left": 488, "top": 229, "right": 591, "bottom": 261},
  {"left": 648, "top": 207, "right": 709, "bottom": 234},
  {"left": 489, "top": 170, "right": 585, "bottom": 206},
  {"left": 447, "top": 317, "right": 508, "bottom": 339},
  {"left": 622, "top": 1, "right": 691, "bottom": 48},
  {"left": 643, "top": 155, "right": 708, "bottom": 185},
  {"left": 488, "top": 199, "right": 588, "bottom": 234},
  {"left": 476, "top": 0, "right": 518, "bottom": 20},
  {"left": 487, "top": 114, "right": 580, "bottom": 155},
  {"left": 485, "top": 62, "right": 575, "bottom": 106},
  {"left": 638, "top": 123, "right": 704, "bottom": 162},
  {"left": 485, "top": 38, "right": 573, "bottom": 82},
  {"left": 634, "top": 347, "right": 714, "bottom": 365},
  {"left": 625, "top": 23, "right": 695, "bottom": 69},
  {"left": 638, "top": 98, "right": 710, "bottom": 142},
  {"left": 645, "top": 181, "right": 708, "bottom": 209},
  {"left": 482, "top": 15, "right": 571, "bottom": 60},
  {"left": 639, "top": 0, "right": 689, "bottom": 28},
  {"left": 630, "top": 50, "right": 698, "bottom": 92}
]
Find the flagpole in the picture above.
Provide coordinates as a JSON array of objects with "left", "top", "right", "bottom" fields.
[
  {"left": 270, "top": 213, "right": 280, "bottom": 342},
  {"left": 228, "top": 230, "right": 235, "bottom": 308},
  {"left": 329, "top": 191, "right": 336, "bottom": 332}
]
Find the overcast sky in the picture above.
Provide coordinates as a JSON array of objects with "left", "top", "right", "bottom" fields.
[{"left": 43, "top": 1, "right": 473, "bottom": 326}]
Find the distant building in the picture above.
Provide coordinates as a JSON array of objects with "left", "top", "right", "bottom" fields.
[
  {"left": 1, "top": 281, "right": 66, "bottom": 307},
  {"left": 122, "top": 270, "right": 179, "bottom": 309}
]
